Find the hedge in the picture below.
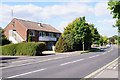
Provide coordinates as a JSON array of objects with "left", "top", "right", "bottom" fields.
[{"left": 2, "top": 42, "right": 46, "bottom": 56}]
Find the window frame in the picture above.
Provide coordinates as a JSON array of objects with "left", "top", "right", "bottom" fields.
[{"left": 29, "top": 30, "right": 35, "bottom": 36}]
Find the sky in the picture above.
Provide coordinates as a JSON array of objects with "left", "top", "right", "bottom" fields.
[{"left": 0, "top": 0, "right": 118, "bottom": 37}]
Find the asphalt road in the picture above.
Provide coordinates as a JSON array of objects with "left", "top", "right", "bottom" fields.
[{"left": 1, "top": 45, "right": 118, "bottom": 78}]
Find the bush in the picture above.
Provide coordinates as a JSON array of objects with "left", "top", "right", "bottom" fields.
[
  {"left": 1, "top": 38, "right": 11, "bottom": 46},
  {"left": 2, "top": 44, "right": 17, "bottom": 55},
  {"left": 55, "top": 36, "right": 69, "bottom": 52},
  {"left": 2, "top": 42, "right": 46, "bottom": 56}
]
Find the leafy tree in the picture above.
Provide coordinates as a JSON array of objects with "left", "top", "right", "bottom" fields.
[
  {"left": 109, "top": 35, "right": 118, "bottom": 44},
  {"left": 99, "top": 36, "right": 104, "bottom": 46},
  {"left": 103, "top": 36, "right": 108, "bottom": 45},
  {"left": 108, "top": 0, "right": 120, "bottom": 31},
  {"left": 55, "top": 17, "right": 100, "bottom": 52}
]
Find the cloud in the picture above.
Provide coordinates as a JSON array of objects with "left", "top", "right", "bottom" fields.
[
  {"left": 94, "top": 2, "right": 110, "bottom": 16},
  {"left": 2, "top": 0, "right": 109, "bottom": 2},
  {"left": 0, "top": 3, "right": 94, "bottom": 27},
  {"left": 0, "top": 2, "right": 117, "bottom": 37},
  {"left": 97, "top": 19, "right": 116, "bottom": 26}
]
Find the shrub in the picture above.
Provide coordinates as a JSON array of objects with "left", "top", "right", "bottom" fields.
[
  {"left": 2, "top": 44, "right": 17, "bottom": 55},
  {"left": 55, "top": 36, "right": 69, "bottom": 52},
  {"left": 1, "top": 38, "right": 11, "bottom": 46},
  {"left": 2, "top": 42, "right": 46, "bottom": 56}
]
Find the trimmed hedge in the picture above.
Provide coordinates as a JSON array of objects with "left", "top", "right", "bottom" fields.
[{"left": 2, "top": 42, "right": 46, "bottom": 56}]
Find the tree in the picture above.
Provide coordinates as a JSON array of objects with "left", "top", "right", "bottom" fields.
[
  {"left": 103, "top": 36, "right": 108, "bottom": 45},
  {"left": 99, "top": 36, "right": 104, "bottom": 46},
  {"left": 55, "top": 17, "right": 100, "bottom": 52},
  {"left": 108, "top": 0, "right": 120, "bottom": 31},
  {"left": 109, "top": 35, "right": 118, "bottom": 44},
  {"left": 55, "top": 35, "right": 69, "bottom": 52}
]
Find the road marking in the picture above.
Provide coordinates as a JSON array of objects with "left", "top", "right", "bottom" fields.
[
  {"left": 102, "top": 52, "right": 107, "bottom": 55},
  {"left": 85, "top": 57, "right": 119, "bottom": 78},
  {"left": 102, "top": 48, "right": 113, "bottom": 55},
  {"left": 0, "top": 57, "right": 67, "bottom": 70},
  {"left": 89, "top": 55, "right": 100, "bottom": 59},
  {"left": 60, "top": 59, "right": 84, "bottom": 66},
  {"left": 7, "top": 68, "right": 46, "bottom": 78},
  {"left": 89, "top": 56, "right": 96, "bottom": 58},
  {"left": 95, "top": 55, "right": 100, "bottom": 57}
]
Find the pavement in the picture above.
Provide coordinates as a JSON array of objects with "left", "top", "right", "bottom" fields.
[
  {"left": 94, "top": 58, "right": 119, "bottom": 78},
  {"left": 0, "top": 45, "right": 119, "bottom": 79}
]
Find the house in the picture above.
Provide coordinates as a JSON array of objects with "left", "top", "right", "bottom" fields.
[{"left": 4, "top": 18, "right": 61, "bottom": 50}]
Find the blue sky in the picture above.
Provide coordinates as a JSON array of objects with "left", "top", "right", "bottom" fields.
[{"left": 0, "top": 1, "right": 118, "bottom": 37}]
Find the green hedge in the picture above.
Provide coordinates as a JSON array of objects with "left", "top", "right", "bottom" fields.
[{"left": 2, "top": 42, "right": 46, "bottom": 56}]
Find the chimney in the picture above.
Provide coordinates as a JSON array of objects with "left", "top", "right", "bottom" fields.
[{"left": 38, "top": 23, "right": 43, "bottom": 27}]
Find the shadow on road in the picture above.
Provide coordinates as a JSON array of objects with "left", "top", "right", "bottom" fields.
[
  {"left": 89, "top": 48, "right": 105, "bottom": 52},
  {"left": 36, "top": 53, "right": 55, "bottom": 56},
  {"left": 0, "top": 57, "right": 19, "bottom": 60}
]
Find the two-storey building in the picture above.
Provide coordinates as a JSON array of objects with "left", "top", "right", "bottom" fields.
[{"left": 4, "top": 18, "right": 61, "bottom": 50}]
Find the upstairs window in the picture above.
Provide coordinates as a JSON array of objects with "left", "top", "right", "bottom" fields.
[
  {"left": 42, "top": 32, "right": 46, "bottom": 37},
  {"left": 39, "top": 32, "right": 42, "bottom": 36},
  {"left": 29, "top": 30, "right": 35, "bottom": 36},
  {"left": 53, "top": 33, "right": 56, "bottom": 37},
  {"left": 39, "top": 32, "right": 46, "bottom": 37}
]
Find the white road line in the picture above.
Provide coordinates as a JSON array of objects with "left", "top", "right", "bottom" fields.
[
  {"left": 7, "top": 68, "right": 46, "bottom": 78},
  {"left": 95, "top": 55, "right": 100, "bottom": 57},
  {"left": 0, "top": 57, "right": 67, "bottom": 70},
  {"left": 102, "top": 52, "right": 107, "bottom": 55},
  {"left": 102, "top": 48, "right": 113, "bottom": 55},
  {"left": 60, "top": 59, "right": 84, "bottom": 66},
  {"left": 89, "top": 56, "right": 96, "bottom": 58},
  {"left": 89, "top": 55, "right": 100, "bottom": 59}
]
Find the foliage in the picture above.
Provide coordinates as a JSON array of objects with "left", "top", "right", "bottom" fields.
[
  {"left": 98, "top": 36, "right": 104, "bottom": 46},
  {"left": 98, "top": 36, "right": 108, "bottom": 46},
  {"left": 55, "top": 17, "right": 100, "bottom": 52},
  {"left": 0, "top": 28, "right": 11, "bottom": 46},
  {"left": 28, "top": 34, "right": 32, "bottom": 42},
  {"left": 2, "top": 42, "right": 46, "bottom": 56},
  {"left": 55, "top": 35, "right": 69, "bottom": 52},
  {"left": 103, "top": 36, "right": 108, "bottom": 45},
  {"left": 109, "top": 35, "right": 118, "bottom": 44},
  {"left": 2, "top": 44, "right": 17, "bottom": 55},
  {"left": 108, "top": 0, "right": 120, "bottom": 44},
  {"left": 1, "top": 38, "right": 11, "bottom": 46}
]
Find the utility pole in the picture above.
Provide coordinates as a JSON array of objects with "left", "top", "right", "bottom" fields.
[{"left": 11, "top": 9, "right": 13, "bottom": 19}]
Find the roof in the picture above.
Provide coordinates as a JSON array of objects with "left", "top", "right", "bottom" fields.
[{"left": 15, "top": 18, "right": 61, "bottom": 33}]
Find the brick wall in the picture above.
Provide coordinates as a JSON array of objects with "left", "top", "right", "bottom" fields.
[{"left": 4, "top": 18, "right": 28, "bottom": 41}]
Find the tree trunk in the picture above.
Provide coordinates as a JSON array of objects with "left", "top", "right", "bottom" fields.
[{"left": 83, "top": 41, "right": 84, "bottom": 51}]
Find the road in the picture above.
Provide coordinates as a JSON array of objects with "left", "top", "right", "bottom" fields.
[{"left": 1, "top": 45, "right": 118, "bottom": 79}]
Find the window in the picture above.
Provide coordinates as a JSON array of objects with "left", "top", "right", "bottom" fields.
[
  {"left": 39, "top": 32, "right": 42, "bottom": 36},
  {"left": 42, "top": 32, "right": 46, "bottom": 37},
  {"left": 53, "top": 33, "right": 56, "bottom": 37},
  {"left": 46, "top": 32, "right": 49, "bottom": 36},
  {"left": 29, "top": 30, "right": 35, "bottom": 36},
  {"left": 49, "top": 33, "right": 52, "bottom": 37}
]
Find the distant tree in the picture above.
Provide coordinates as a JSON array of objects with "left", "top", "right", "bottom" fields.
[
  {"left": 109, "top": 35, "right": 118, "bottom": 44},
  {"left": 103, "top": 36, "right": 108, "bottom": 45}
]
